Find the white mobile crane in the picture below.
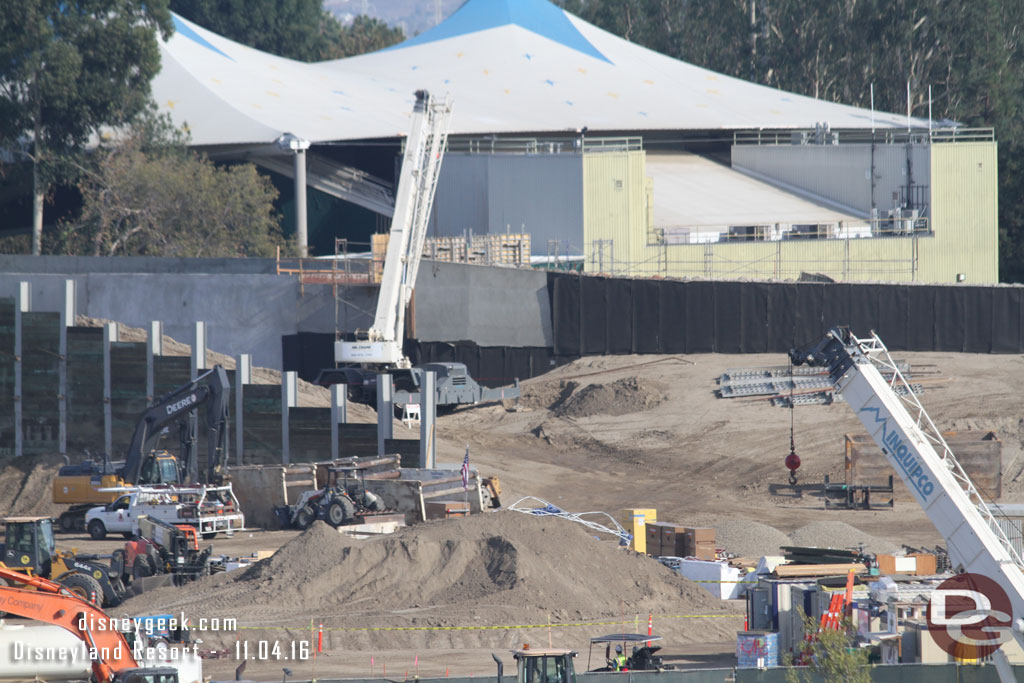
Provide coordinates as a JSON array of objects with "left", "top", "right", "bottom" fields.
[
  {"left": 336, "top": 89, "right": 452, "bottom": 367},
  {"left": 329, "top": 90, "right": 520, "bottom": 409},
  {"left": 791, "top": 327, "right": 1024, "bottom": 681}
]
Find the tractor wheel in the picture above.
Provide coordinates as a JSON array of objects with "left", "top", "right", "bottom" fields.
[
  {"left": 110, "top": 550, "right": 127, "bottom": 584},
  {"left": 60, "top": 573, "right": 103, "bottom": 606},
  {"left": 326, "top": 497, "right": 356, "bottom": 527},
  {"left": 59, "top": 514, "right": 75, "bottom": 533},
  {"left": 133, "top": 556, "right": 153, "bottom": 580},
  {"left": 201, "top": 532, "right": 217, "bottom": 540},
  {"left": 296, "top": 506, "right": 316, "bottom": 529},
  {"left": 87, "top": 519, "right": 107, "bottom": 541},
  {"left": 362, "top": 491, "right": 386, "bottom": 512}
]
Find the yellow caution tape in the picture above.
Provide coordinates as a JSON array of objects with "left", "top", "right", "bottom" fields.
[{"left": 230, "top": 615, "right": 742, "bottom": 633}]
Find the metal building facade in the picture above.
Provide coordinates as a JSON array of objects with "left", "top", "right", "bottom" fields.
[
  {"left": 732, "top": 142, "right": 931, "bottom": 217},
  {"left": 921, "top": 141, "right": 999, "bottom": 283},
  {"left": 430, "top": 152, "right": 584, "bottom": 255},
  {"left": 582, "top": 150, "right": 648, "bottom": 269}
]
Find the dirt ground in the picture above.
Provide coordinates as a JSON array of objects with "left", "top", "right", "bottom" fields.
[{"left": 9, "top": 349, "right": 1024, "bottom": 680}]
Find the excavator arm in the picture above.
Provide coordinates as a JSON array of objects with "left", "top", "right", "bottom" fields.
[
  {"left": 121, "top": 366, "right": 231, "bottom": 486},
  {"left": 0, "top": 566, "right": 139, "bottom": 682}
]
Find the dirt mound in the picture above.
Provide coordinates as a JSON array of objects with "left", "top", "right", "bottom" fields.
[
  {"left": 788, "top": 521, "right": 899, "bottom": 555},
  {"left": 118, "top": 512, "right": 740, "bottom": 650},
  {"left": 554, "top": 377, "right": 668, "bottom": 418},
  {"left": 713, "top": 519, "right": 792, "bottom": 558},
  {"left": 0, "top": 454, "right": 66, "bottom": 518}
]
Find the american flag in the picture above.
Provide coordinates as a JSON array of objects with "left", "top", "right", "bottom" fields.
[{"left": 461, "top": 446, "right": 470, "bottom": 490}]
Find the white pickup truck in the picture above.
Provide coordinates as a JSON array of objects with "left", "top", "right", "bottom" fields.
[{"left": 84, "top": 484, "right": 244, "bottom": 540}]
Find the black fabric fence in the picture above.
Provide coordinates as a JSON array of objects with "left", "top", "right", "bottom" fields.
[
  {"left": 282, "top": 333, "right": 556, "bottom": 387},
  {"left": 548, "top": 272, "right": 1024, "bottom": 355}
]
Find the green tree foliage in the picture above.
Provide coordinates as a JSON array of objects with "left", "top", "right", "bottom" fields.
[
  {"left": 317, "top": 14, "right": 406, "bottom": 60},
  {"left": 0, "top": 0, "right": 174, "bottom": 254},
  {"left": 557, "top": 0, "right": 1024, "bottom": 282},
  {"left": 783, "top": 613, "right": 871, "bottom": 683},
  {"left": 169, "top": 0, "right": 404, "bottom": 61},
  {"left": 57, "top": 110, "right": 285, "bottom": 258}
]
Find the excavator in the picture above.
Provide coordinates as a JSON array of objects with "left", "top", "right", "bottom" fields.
[
  {"left": 0, "top": 565, "right": 179, "bottom": 683},
  {"left": 53, "top": 366, "right": 231, "bottom": 532},
  {"left": 0, "top": 516, "right": 126, "bottom": 607}
]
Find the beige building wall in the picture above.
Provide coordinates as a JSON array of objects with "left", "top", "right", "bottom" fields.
[
  {"left": 920, "top": 142, "right": 999, "bottom": 283},
  {"left": 582, "top": 151, "right": 648, "bottom": 270},
  {"left": 582, "top": 140, "right": 999, "bottom": 284}
]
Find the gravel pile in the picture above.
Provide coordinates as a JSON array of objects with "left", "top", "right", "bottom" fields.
[
  {"left": 713, "top": 519, "right": 792, "bottom": 558},
  {"left": 788, "top": 521, "right": 899, "bottom": 555}
]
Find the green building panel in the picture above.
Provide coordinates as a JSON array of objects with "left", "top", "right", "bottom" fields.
[
  {"left": 67, "top": 327, "right": 104, "bottom": 454},
  {"left": 0, "top": 298, "right": 14, "bottom": 457},
  {"left": 20, "top": 312, "right": 60, "bottom": 455}
]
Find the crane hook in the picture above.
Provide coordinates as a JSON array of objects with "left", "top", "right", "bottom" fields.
[{"left": 784, "top": 360, "right": 800, "bottom": 485}]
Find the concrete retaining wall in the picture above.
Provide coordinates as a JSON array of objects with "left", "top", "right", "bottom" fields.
[{"left": 0, "top": 258, "right": 550, "bottom": 367}]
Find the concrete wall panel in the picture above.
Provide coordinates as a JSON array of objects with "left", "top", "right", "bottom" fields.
[
  {"left": 429, "top": 154, "right": 584, "bottom": 255},
  {"left": 485, "top": 155, "right": 583, "bottom": 252},
  {"left": 412, "top": 261, "right": 552, "bottom": 347}
]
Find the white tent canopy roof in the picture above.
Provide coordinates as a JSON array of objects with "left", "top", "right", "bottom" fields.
[{"left": 151, "top": 0, "right": 924, "bottom": 147}]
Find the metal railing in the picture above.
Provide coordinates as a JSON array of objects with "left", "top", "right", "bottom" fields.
[
  {"left": 446, "top": 136, "right": 642, "bottom": 155},
  {"left": 734, "top": 127, "right": 994, "bottom": 146},
  {"left": 649, "top": 216, "right": 930, "bottom": 246}
]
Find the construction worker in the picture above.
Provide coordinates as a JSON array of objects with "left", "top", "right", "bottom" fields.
[{"left": 613, "top": 645, "right": 627, "bottom": 671}]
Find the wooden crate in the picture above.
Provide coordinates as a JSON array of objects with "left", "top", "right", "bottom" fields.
[
  {"left": 845, "top": 431, "right": 1002, "bottom": 501},
  {"left": 425, "top": 500, "right": 470, "bottom": 520}
]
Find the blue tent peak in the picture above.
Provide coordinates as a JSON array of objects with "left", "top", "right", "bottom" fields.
[
  {"left": 171, "top": 15, "right": 234, "bottom": 61},
  {"left": 390, "top": 0, "right": 611, "bottom": 64}
]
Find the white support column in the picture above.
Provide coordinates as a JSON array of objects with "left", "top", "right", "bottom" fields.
[
  {"left": 235, "top": 354, "right": 251, "bottom": 467},
  {"left": 281, "top": 371, "right": 296, "bottom": 465},
  {"left": 14, "top": 282, "right": 30, "bottom": 458},
  {"left": 377, "top": 374, "right": 393, "bottom": 457},
  {"left": 330, "top": 384, "right": 346, "bottom": 461},
  {"left": 146, "top": 321, "right": 163, "bottom": 405},
  {"left": 276, "top": 134, "right": 310, "bottom": 257},
  {"left": 295, "top": 147, "right": 308, "bottom": 257},
  {"left": 58, "top": 280, "right": 74, "bottom": 455},
  {"left": 419, "top": 370, "right": 436, "bottom": 469},
  {"left": 191, "top": 321, "right": 207, "bottom": 379},
  {"left": 102, "top": 322, "right": 118, "bottom": 457}
]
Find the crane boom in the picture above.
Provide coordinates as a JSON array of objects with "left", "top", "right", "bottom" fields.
[
  {"left": 792, "top": 327, "right": 1024, "bottom": 679},
  {"left": 337, "top": 90, "right": 453, "bottom": 367}
]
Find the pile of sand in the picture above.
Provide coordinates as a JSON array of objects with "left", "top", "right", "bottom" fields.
[
  {"left": 118, "top": 512, "right": 740, "bottom": 650},
  {"left": 0, "top": 453, "right": 66, "bottom": 518}
]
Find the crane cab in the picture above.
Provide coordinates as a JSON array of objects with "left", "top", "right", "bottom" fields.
[
  {"left": 512, "top": 648, "right": 578, "bottom": 683},
  {"left": 1, "top": 517, "right": 56, "bottom": 576}
]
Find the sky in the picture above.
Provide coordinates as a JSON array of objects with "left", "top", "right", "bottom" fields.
[{"left": 324, "top": 0, "right": 464, "bottom": 37}]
